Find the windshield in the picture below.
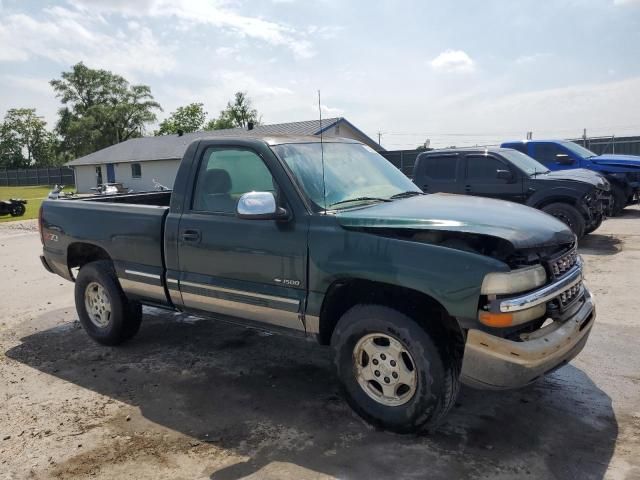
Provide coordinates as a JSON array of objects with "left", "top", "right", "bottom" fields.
[
  {"left": 560, "top": 141, "right": 597, "bottom": 159},
  {"left": 273, "top": 142, "right": 421, "bottom": 210},
  {"left": 500, "top": 149, "right": 549, "bottom": 175}
]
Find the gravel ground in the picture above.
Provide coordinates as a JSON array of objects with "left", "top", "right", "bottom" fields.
[{"left": 0, "top": 209, "right": 639, "bottom": 480}]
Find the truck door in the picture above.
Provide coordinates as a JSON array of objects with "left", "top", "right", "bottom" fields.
[
  {"left": 414, "top": 153, "right": 462, "bottom": 193},
  {"left": 463, "top": 154, "right": 525, "bottom": 203},
  {"left": 175, "top": 145, "right": 308, "bottom": 332}
]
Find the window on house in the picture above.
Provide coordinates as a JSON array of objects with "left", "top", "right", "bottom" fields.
[{"left": 131, "top": 163, "right": 142, "bottom": 178}]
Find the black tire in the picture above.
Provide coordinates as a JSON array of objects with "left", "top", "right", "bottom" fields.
[
  {"left": 611, "top": 184, "right": 627, "bottom": 216},
  {"left": 331, "top": 304, "right": 460, "bottom": 433},
  {"left": 9, "top": 203, "right": 25, "bottom": 217},
  {"left": 541, "top": 202, "right": 586, "bottom": 239},
  {"left": 584, "top": 214, "right": 604, "bottom": 235},
  {"left": 74, "top": 260, "right": 143, "bottom": 345}
]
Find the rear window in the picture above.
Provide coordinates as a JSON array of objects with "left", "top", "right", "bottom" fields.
[
  {"left": 420, "top": 155, "right": 458, "bottom": 180},
  {"left": 507, "top": 143, "right": 528, "bottom": 154}
]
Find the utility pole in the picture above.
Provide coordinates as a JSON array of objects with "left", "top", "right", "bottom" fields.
[
  {"left": 583, "top": 128, "right": 587, "bottom": 147},
  {"left": 377, "top": 131, "right": 382, "bottom": 147},
  {"left": 526, "top": 131, "right": 533, "bottom": 140}
]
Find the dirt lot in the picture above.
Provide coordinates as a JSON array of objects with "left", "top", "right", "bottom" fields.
[{"left": 1, "top": 210, "right": 639, "bottom": 480}]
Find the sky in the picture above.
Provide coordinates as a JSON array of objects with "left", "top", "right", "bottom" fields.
[{"left": 1, "top": 0, "right": 639, "bottom": 149}]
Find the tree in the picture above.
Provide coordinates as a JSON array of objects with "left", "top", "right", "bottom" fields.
[
  {"left": 222, "top": 91, "right": 260, "bottom": 128},
  {"left": 203, "top": 115, "right": 235, "bottom": 131},
  {"left": 205, "top": 91, "right": 260, "bottom": 131},
  {"left": 50, "top": 62, "right": 161, "bottom": 157},
  {"left": 156, "top": 103, "right": 208, "bottom": 135},
  {"left": 0, "top": 108, "right": 58, "bottom": 167}
]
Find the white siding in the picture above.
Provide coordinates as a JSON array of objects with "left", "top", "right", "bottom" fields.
[
  {"left": 73, "top": 160, "right": 180, "bottom": 193},
  {"left": 73, "top": 165, "right": 100, "bottom": 193},
  {"left": 113, "top": 159, "right": 180, "bottom": 192}
]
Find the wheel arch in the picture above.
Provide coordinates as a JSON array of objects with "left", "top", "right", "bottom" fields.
[
  {"left": 316, "top": 278, "right": 463, "bottom": 346},
  {"left": 67, "top": 242, "right": 112, "bottom": 271}
]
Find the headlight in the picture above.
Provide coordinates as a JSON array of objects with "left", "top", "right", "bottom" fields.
[{"left": 481, "top": 265, "right": 547, "bottom": 295}]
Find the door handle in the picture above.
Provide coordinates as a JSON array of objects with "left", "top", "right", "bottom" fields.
[
  {"left": 422, "top": 184, "right": 429, "bottom": 191},
  {"left": 181, "top": 229, "right": 201, "bottom": 242},
  {"left": 465, "top": 185, "right": 471, "bottom": 192}
]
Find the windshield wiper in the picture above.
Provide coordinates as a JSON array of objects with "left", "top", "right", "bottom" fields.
[
  {"left": 329, "top": 196, "right": 392, "bottom": 207},
  {"left": 389, "top": 191, "right": 424, "bottom": 199}
]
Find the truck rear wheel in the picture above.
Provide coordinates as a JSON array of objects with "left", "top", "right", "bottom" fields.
[
  {"left": 74, "top": 260, "right": 142, "bottom": 345},
  {"left": 542, "top": 203, "right": 586, "bottom": 238},
  {"left": 331, "top": 304, "right": 460, "bottom": 433}
]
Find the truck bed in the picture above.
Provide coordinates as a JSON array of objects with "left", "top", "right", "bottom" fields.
[
  {"left": 83, "top": 190, "right": 172, "bottom": 206},
  {"left": 41, "top": 191, "right": 172, "bottom": 305}
]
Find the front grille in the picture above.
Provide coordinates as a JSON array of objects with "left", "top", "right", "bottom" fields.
[
  {"left": 547, "top": 246, "right": 578, "bottom": 278},
  {"left": 558, "top": 282, "right": 583, "bottom": 309}
]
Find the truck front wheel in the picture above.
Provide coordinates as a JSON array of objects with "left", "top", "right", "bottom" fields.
[
  {"left": 331, "top": 304, "right": 460, "bottom": 433},
  {"left": 541, "top": 203, "right": 586, "bottom": 238},
  {"left": 74, "top": 260, "right": 142, "bottom": 345},
  {"left": 611, "top": 184, "right": 627, "bottom": 216}
]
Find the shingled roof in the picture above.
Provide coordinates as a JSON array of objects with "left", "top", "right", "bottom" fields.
[{"left": 67, "top": 117, "right": 383, "bottom": 166}]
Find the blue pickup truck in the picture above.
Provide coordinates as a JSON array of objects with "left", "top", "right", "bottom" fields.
[{"left": 501, "top": 140, "right": 640, "bottom": 215}]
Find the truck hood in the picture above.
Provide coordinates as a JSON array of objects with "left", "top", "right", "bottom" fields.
[
  {"left": 592, "top": 154, "right": 640, "bottom": 170},
  {"left": 534, "top": 168, "right": 609, "bottom": 190},
  {"left": 336, "top": 194, "right": 575, "bottom": 249}
]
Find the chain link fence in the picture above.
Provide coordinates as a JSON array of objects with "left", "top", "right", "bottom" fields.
[{"left": 0, "top": 167, "right": 75, "bottom": 187}]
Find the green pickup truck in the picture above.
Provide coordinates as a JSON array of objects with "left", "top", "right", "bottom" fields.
[{"left": 39, "top": 135, "right": 595, "bottom": 432}]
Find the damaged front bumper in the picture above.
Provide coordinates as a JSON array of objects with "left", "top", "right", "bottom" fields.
[{"left": 461, "top": 284, "right": 595, "bottom": 390}]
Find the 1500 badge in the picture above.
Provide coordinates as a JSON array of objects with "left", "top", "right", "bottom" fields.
[{"left": 274, "top": 278, "right": 301, "bottom": 286}]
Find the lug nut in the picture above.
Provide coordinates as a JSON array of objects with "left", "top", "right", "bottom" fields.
[
  {"left": 390, "top": 360, "right": 396, "bottom": 367},
  {"left": 380, "top": 354, "right": 386, "bottom": 360},
  {"left": 384, "top": 377, "right": 390, "bottom": 383},
  {"left": 374, "top": 370, "right": 380, "bottom": 377},
  {"left": 372, "top": 359, "right": 379, "bottom": 365},
  {"left": 392, "top": 372, "right": 398, "bottom": 379}
]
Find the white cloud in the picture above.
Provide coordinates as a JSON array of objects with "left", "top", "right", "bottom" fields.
[
  {"left": 613, "top": 0, "right": 640, "bottom": 5},
  {"left": 311, "top": 103, "right": 344, "bottom": 116},
  {"left": 515, "top": 53, "right": 551, "bottom": 65},
  {"left": 69, "top": 0, "right": 316, "bottom": 58},
  {"left": 430, "top": 49, "right": 475, "bottom": 73},
  {"left": 0, "top": 8, "right": 176, "bottom": 77},
  {"left": 0, "top": 74, "right": 52, "bottom": 95}
]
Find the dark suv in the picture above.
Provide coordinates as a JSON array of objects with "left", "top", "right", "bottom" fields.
[{"left": 413, "top": 147, "right": 611, "bottom": 238}]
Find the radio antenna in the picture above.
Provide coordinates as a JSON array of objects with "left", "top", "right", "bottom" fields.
[{"left": 318, "top": 90, "right": 327, "bottom": 213}]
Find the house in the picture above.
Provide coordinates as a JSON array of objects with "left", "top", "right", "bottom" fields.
[{"left": 67, "top": 117, "right": 384, "bottom": 193}]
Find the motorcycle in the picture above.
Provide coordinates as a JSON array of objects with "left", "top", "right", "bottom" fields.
[{"left": 0, "top": 198, "right": 27, "bottom": 217}]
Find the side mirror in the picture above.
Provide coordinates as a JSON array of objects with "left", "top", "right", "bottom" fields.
[
  {"left": 556, "top": 153, "right": 574, "bottom": 165},
  {"left": 236, "top": 192, "right": 288, "bottom": 220},
  {"left": 496, "top": 169, "right": 513, "bottom": 181}
]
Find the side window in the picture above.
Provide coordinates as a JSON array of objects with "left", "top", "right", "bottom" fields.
[
  {"left": 192, "top": 147, "right": 276, "bottom": 214},
  {"left": 534, "top": 143, "right": 564, "bottom": 165},
  {"left": 421, "top": 155, "right": 458, "bottom": 180},
  {"left": 466, "top": 155, "right": 509, "bottom": 183}
]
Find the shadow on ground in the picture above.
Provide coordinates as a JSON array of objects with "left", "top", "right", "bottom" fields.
[
  {"left": 6, "top": 308, "right": 618, "bottom": 479},
  {"left": 579, "top": 233, "right": 623, "bottom": 255}
]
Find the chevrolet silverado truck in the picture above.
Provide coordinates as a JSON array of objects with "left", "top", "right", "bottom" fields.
[
  {"left": 501, "top": 139, "right": 640, "bottom": 215},
  {"left": 413, "top": 147, "right": 611, "bottom": 238},
  {"left": 39, "top": 135, "right": 596, "bottom": 432}
]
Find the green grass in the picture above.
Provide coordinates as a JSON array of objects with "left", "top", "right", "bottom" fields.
[{"left": 0, "top": 185, "right": 72, "bottom": 223}]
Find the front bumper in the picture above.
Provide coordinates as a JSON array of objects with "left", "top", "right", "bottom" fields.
[{"left": 461, "top": 289, "right": 595, "bottom": 390}]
